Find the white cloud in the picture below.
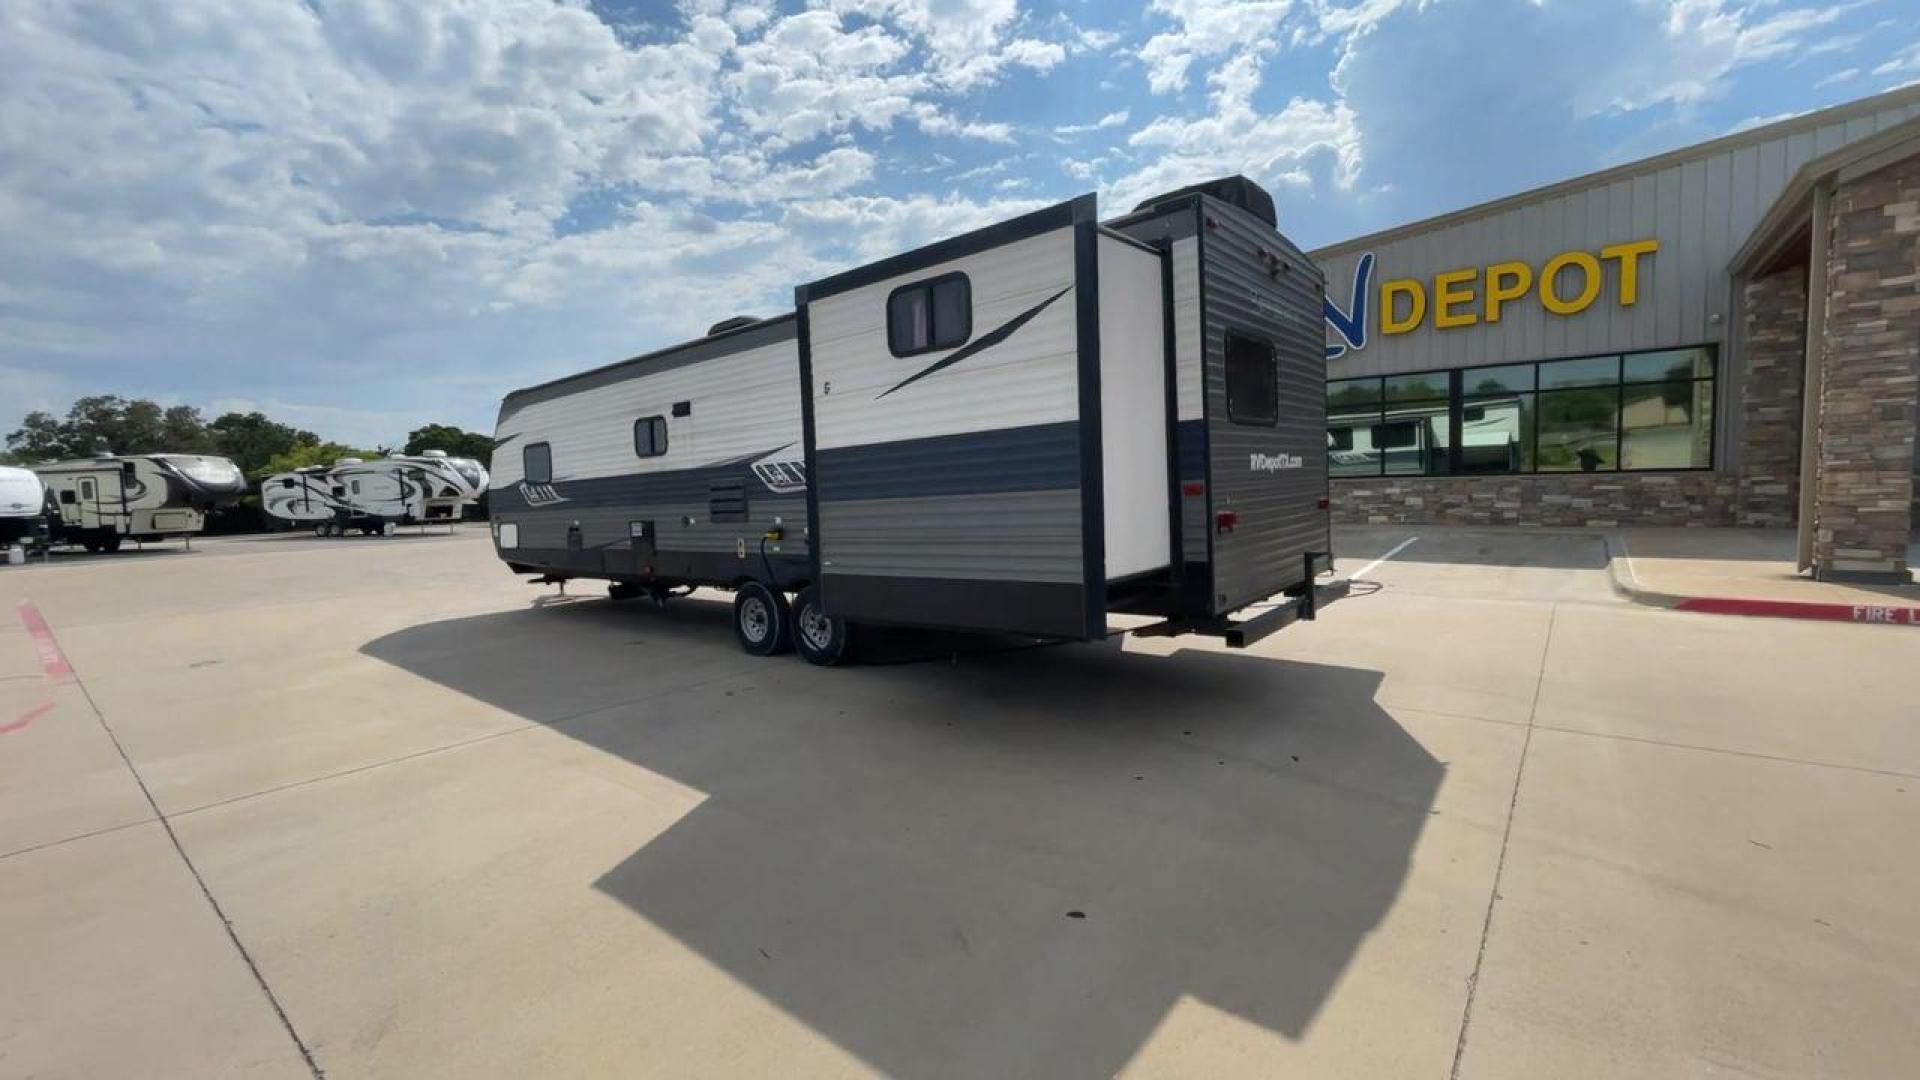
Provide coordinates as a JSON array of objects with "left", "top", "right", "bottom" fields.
[
  {"left": 1874, "top": 41, "right": 1920, "bottom": 78},
  {"left": 1117, "top": 51, "right": 1359, "bottom": 208},
  {"left": 1815, "top": 66, "right": 1859, "bottom": 88},
  {"left": 1053, "top": 110, "right": 1130, "bottom": 136},
  {"left": 1139, "top": 0, "right": 1298, "bottom": 94}
]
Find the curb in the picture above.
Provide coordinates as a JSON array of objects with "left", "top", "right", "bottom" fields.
[{"left": 1601, "top": 534, "right": 1920, "bottom": 627}]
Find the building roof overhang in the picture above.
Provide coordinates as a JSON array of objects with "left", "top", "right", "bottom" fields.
[{"left": 1729, "top": 114, "right": 1920, "bottom": 280}]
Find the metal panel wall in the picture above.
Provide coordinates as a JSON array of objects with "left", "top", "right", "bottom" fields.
[
  {"left": 1200, "top": 199, "right": 1331, "bottom": 614},
  {"left": 1314, "top": 92, "right": 1920, "bottom": 380}
]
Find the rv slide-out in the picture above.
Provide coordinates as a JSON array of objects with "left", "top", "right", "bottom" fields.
[{"left": 490, "top": 176, "right": 1340, "bottom": 663}]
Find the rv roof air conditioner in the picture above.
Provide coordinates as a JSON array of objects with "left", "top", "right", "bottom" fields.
[
  {"left": 420, "top": 449, "right": 448, "bottom": 458},
  {"left": 1132, "top": 175, "right": 1277, "bottom": 228},
  {"left": 336, "top": 457, "right": 364, "bottom": 466},
  {"left": 707, "top": 315, "right": 760, "bottom": 336}
]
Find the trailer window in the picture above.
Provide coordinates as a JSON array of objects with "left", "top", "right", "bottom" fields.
[
  {"left": 1224, "top": 332, "right": 1278, "bottom": 425},
  {"left": 79, "top": 479, "right": 96, "bottom": 501},
  {"left": 887, "top": 273, "right": 971, "bottom": 357},
  {"left": 280, "top": 478, "right": 295, "bottom": 489},
  {"left": 60, "top": 489, "right": 76, "bottom": 505},
  {"left": 523, "top": 442, "right": 552, "bottom": 484},
  {"left": 634, "top": 416, "right": 668, "bottom": 458}
]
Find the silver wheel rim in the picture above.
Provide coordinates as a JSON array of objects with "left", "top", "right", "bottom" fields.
[
  {"left": 800, "top": 605, "right": 833, "bottom": 652},
  {"left": 741, "top": 596, "right": 770, "bottom": 643}
]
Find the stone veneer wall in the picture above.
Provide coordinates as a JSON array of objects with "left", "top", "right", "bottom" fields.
[
  {"left": 1331, "top": 472, "right": 1736, "bottom": 527},
  {"left": 1735, "top": 268, "right": 1808, "bottom": 527},
  {"left": 1811, "top": 154, "right": 1920, "bottom": 579}
]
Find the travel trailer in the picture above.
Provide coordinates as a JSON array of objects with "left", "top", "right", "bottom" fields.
[
  {"left": 490, "top": 177, "right": 1343, "bottom": 664},
  {"left": 0, "top": 466, "right": 48, "bottom": 551},
  {"left": 263, "top": 452, "right": 489, "bottom": 536},
  {"left": 36, "top": 454, "right": 247, "bottom": 552}
]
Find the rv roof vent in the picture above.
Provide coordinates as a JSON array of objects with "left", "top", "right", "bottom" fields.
[
  {"left": 1132, "top": 175, "right": 1276, "bottom": 228},
  {"left": 707, "top": 315, "right": 759, "bottom": 336},
  {"left": 336, "top": 457, "right": 364, "bottom": 466},
  {"left": 421, "top": 449, "right": 448, "bottom": 458}
]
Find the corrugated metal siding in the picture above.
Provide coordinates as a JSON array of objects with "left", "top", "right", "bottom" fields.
[
  {"left": 806, "top": 223, "right": 1086, "bottom": 587},
  {"left": 817, "top": 490, "right": 1082, "bottom": 582},
  {"left": 1315, "top": 96, "right": 1920, "bottom": 377},
  {"left": 1200, "top": 199, "right": 1331, "bottom": 614}
]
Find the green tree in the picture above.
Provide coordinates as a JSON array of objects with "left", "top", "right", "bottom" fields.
[
  {"left": 253, "top": 441, "right": 378, "bottom": 482},
  {"left": 209, "top": 412, "right": 319, "bottom": 475},
  {"left": 4, "top": 395, "right": 217, "bottom": 459},
  {"left": 403, "top": 423, "right": 494, "bottom": 467}
]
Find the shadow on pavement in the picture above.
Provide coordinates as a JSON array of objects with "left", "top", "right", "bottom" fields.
[{"left": 362, "top": 596, "right": 1442, "bottom": 1079}]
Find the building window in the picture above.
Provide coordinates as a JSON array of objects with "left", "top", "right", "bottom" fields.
[
  {"left": 523, "top": 442, "right": 552, "bottom": 485},
  {"left": 1225, "top": 331, "right": 1278, "bottom": 425},
  {"left": 1328, "top": 377, "right": 1384, "bottom": 477},
  {"left": 1327, "top": 346, "right": 1714, "bottom": 477},
  {"left": 887, "top": 273, "right": 971, "bottom": 357},
  {"left": 1382, "top": 373, "right": 1450, "bottom": 475},
  {"left": 634, "top": 416, "right": 668, "bottom": 458}
]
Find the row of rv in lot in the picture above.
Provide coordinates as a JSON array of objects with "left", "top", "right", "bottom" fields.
[
  {"left": 11, "top": 175, "right": 1342, "bottom": 666},
  {"left": 0, "top": 451, "right": 490, "bottom": 554}
]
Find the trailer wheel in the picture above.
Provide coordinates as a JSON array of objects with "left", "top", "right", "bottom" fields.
[
  {"left": 793, "top": 586, "right": 852, "bottom": 667},
  {"left": 313, "top": 523, "right": 329, "bottom": 538},
  {"left": 608, "top": 581, "right": 642, "bottom": 601},
  {"left": 81, "top": 537, "right": 101, "bottom": 554},
  {"left": 732, "top": 581, "right": 792, "bottom": 656},
  {"left": 382, "top": 521, "right": 398, "bottom": 537},
  {"left": 100, "top": 533, "right": 122, "bottom": 553}
]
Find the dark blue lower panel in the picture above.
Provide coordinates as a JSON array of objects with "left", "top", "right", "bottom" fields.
[
  {"left": 813, "top": 422, "right": 1080, "bottom": 501},
  {"left": 821, "top": 573, "right": 1091, "bottom": 639}
]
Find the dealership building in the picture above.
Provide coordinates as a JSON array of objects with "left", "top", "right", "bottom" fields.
[{"left": 1311, "top": 85, "right": 1920, "bottom": 582}]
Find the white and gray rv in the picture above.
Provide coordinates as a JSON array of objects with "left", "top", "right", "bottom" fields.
[
  {"left": 490, "top": 177, "right": 1342, "bottom": 663},
  {"left": 36, "top": 454, "right": 247, "bottom": 552},
  {"left": 0, "top": 466, "right": 49, "bottom": 551},
  {"left": 263, "top": 452, "right": 489, "bottom": 536}
]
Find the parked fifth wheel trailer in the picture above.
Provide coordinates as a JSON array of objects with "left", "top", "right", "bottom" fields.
[
  {"left": 265, "top": 452, "right": 489, "bottom": 536},
  {"left": 36, "top": 454, "right": 247, "bottom": 552},
  {"left": 489, "top": 177, "right": 1344, "bottom": 664}
]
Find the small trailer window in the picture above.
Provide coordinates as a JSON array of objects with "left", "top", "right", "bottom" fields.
[
  {"left": 1225, "top": 331, "right": 1278, "bottom": 425},
  {"left": 634, "top": 416, "right": 668, "bottom": 458},
  {"left": 80, "top": 479, "right": 96, "bottom": 501},
  {"left": 887, "top": 273, "right": 971, "bottom": 357},
  {"left": 523, "top": 442, "right": 553, "bottom": 484},
  {"left": 280, "top": 478, "right": 295, "bottom": 489},
  {"left": 60, "top": 489, "right": 77, "bottom": 504}
]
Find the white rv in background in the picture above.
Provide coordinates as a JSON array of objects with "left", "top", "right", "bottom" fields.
[
  {"left": 260, "top": 466, "right": 346, "bottom": 527},
  {"left": 492, "top": 176, "right": 1344, "bottom": 664},
  {"left": 262, "top": 452, "right": 488, "bottom": 536},
  {"left": 0, "top": 466, "right": 48, "bottom": 551},
  {"left": 36, "top": 454, "right": 247, "bottom": 552}
]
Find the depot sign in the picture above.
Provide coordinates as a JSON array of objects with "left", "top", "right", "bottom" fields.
[{"left": 1324, "top": 239, "right": 1660, "bottom": 360}]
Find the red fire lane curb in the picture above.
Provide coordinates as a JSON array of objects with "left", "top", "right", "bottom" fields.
[
  {"left": 3, "top": 600, "right": 73, "bottom": 735},
  {"left": 1675, "top": 596, "right": 1920, "bottom": 626}
]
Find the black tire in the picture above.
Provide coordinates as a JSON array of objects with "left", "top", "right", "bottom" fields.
[
  {"left": 792, "top": 586, "right": 853, "bottom": 666},
  {"left": 100, "top": 533, "right": 122, "bottom": 553},
  {"left": 608, "top": 581, "right": 643, "bottom": 601},
  {"left": 313, "top": 523, "right": 329, "bottom": 538},
  {"left": 732, "top": 581, "right": 792, "bottom": 656},
  {"left": 80, "top": 538, "right": 101, "bottom": 554}
]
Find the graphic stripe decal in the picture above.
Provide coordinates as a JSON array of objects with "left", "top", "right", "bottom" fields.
[{"left": 877, "top": 284, "right": 1073, "bottom": 399}]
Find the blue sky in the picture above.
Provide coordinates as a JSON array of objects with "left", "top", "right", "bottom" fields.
[{"left": 3, "top": 0, "right": 1916, "bottom": 447}]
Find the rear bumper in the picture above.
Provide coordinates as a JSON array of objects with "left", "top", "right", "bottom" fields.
[{"left": 1132, "top": 549, "right": 1348, "bottom": 648}]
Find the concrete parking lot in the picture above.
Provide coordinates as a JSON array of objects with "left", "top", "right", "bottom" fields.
[{"left": 2, "top": 527, "right": 1916, "bottom": 1078}]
